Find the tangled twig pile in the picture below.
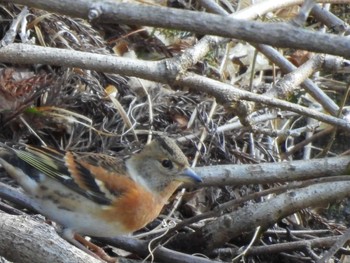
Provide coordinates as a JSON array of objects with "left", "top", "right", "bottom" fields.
[{"left": 0, "top": 1, "right": 350, "bottom": 263}]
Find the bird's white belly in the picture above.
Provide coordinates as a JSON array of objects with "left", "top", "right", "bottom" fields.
[{"left": 33, "top": 197, "right": 127, "bottom": 237}]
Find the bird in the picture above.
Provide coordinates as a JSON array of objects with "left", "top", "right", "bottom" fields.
[{"left": 0, "top": 136, "right": 202, "bottom": 261}]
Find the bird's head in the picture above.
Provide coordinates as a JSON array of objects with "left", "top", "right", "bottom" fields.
[{"left": 126, "top": 136, "right": 202, "bottom": 194}]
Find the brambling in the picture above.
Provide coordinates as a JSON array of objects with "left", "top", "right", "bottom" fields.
[{"left": 0, "top": 136, "right": 202, "bottom": 261}]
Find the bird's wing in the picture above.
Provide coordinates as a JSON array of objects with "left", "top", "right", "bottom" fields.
[{"left": 0, "top": 144, "right": 129, "bottom": 205}]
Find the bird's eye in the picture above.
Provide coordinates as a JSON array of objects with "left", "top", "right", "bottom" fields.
[{"left": 161, "top": 159, "right": 173, "bottom": 169}]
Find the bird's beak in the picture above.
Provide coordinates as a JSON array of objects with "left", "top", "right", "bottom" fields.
[{"left": 178, "top": 167, "right": 202, "bottom": 183}]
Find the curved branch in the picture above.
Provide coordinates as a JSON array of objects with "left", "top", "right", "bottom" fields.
[{"left": 0, "top": 44, "right": 349, "bottom": 131}]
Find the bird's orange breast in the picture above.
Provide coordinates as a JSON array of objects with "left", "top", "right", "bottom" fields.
[
  {"left": 100, "top": 182, "right": 163, "bottom": 232},
  {"left": 99, "top": 177, "right": 181, "bottom": 233}
]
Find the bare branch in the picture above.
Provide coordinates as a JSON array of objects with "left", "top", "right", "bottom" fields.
[
  {"left": 194, "top": 155, "right": 350, "bottom": 186},
  {"left": 0, "top": 212, "right": 100, "bottom": 263},
  {"left": 167, "top": 181, "right": 350, "bottom": 252},
  {"left": 2, "top": 0, "right": 350, "bottom": 58}
]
